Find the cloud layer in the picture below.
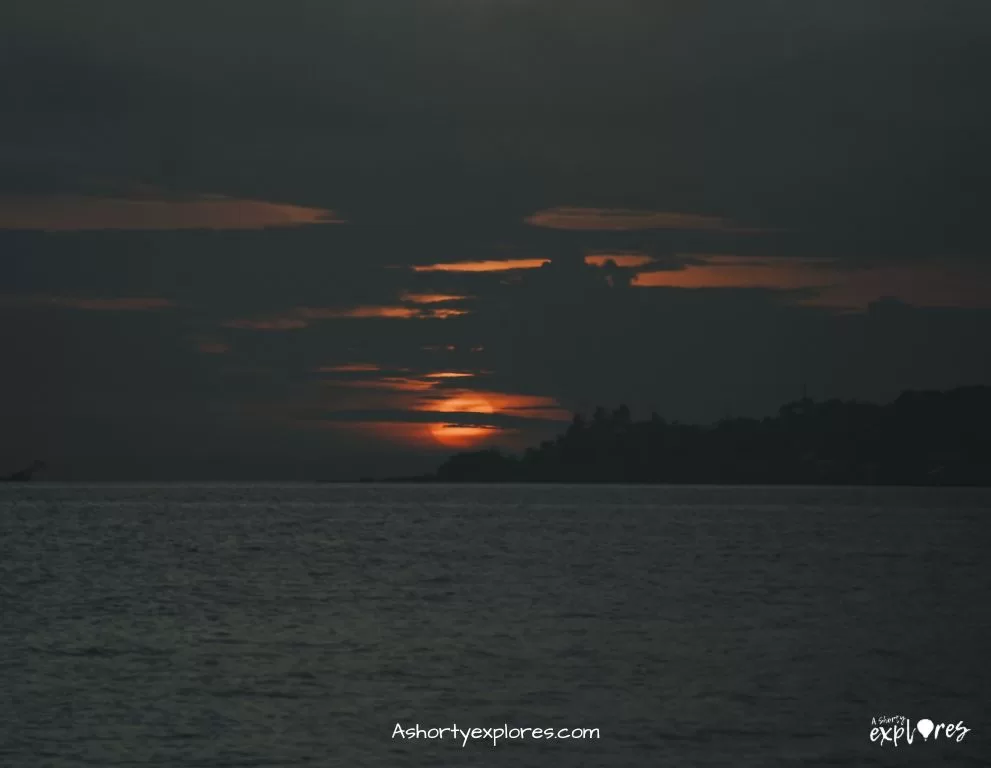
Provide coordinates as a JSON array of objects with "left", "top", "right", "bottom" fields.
[{"left": 0, "top": 194, "right": 342, "bottom": 231}]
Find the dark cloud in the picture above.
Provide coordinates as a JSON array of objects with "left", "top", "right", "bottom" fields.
[
  {"left": 526, "top": 208, "right": 754, "bottom": 232},
  {"left": 0, "top": 194, "right": 341, "bottom": 231}
]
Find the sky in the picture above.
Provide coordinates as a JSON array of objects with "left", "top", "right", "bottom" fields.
[{"left": 2, "top": 1, "right": 990, "bottom": 479}]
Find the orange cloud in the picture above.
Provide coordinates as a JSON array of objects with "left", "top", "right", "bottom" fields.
[
  {"left": 632, "top": 255, "right": 834, "bottom": 290},
  {"left": 585, "top": 253, "right": 656, "bottom": 268},
  {"left": 400, "top": 292, "right": 470, "bottom": 304},
  {"left": 293, "top": 382, "right": 566, "bottom": 452},
  {"left": 412, "top": 259, "right": 549, "bottom": 273},
  {"left": 414, "top": 390, "right": 570, "bottom": 421},
  {"left": 527, "top": 207, "right": 755, "bottom": 232},
  {"left": 299, "top": 306, "right": 469, "bottom": 320},
  {"left": 320, "top": 363, "right": 383, "bottom": 373},
  {"left": 631, "top": 255, "right": 991, "bottom": 310},
  {"left": 428, "top": 423, "right": 507, "bottom": 449},
  {"left": 300, "top": 306, "right": 420, "bottom": 320},
  {"left": 225, "top": 304, "right": 469, "bottom": 330},
  {"left": 416, "top": 393, "right": 496, "bottom": 415},
  {"left": 311, "top": 385, "right": 567, "bottom": 423},
  {"left": 0, "top": 194, "right": 343, "bottom": 231},
  {"left": 427, "top": 308, "right": 471, "bottom": 319},
  {"left": 321, "top": 370, "right": 480, "bottom": 396},
  {"left": 331, "top": 377, "right": 439, "bottom": 393},
  {"left": 801, "top": 264, "right": 991, "bottom": 311},
  {"left": 318, "top": 420, "right": 512, "bottom": 451}
]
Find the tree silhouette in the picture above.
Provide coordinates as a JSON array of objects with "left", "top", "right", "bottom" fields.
[{"left": 421, "top": 387, "right": 991, "bottom": 486}]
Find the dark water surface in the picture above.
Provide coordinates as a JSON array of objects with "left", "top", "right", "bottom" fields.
[{"left": 2, "top": 484, "right": 989, "bottom": 766}]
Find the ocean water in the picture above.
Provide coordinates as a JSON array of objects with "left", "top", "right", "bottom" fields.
[{"left": 1, "top": 484, "right": 989, "bottom": 767}]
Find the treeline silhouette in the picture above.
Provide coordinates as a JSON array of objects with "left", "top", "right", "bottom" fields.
[{"left": 419, "top": 386, "right": 991, "bottom": 486}]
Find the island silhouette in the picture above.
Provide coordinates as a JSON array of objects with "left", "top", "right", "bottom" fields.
[
  {"left": 397, "top": 386, "right": 991, "bottom": 486},
  {"left": 0, "top": 460, "right": 46, "bottom": 483}
]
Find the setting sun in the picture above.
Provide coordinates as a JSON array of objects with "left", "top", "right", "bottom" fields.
[
  {"left": 428, "top": 423, "right": 498, "bottom": 448},
  {"left": 422, "top": 394, "right": 496, "bottom": 415},
  {"left": 421, "top": 394, "right": 497, "bottom": 448}
]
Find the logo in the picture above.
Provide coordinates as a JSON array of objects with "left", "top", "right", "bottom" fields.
[{"left": 870, "top": 715, "right": 970, "bottom": 747}]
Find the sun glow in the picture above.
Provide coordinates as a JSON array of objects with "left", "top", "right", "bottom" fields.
[
  {"left": 400, "top": 292, "right": 469, "bottom": 304},
  {"left": 427, "top": 423, "right": 499, "bottom": 448},
  {"left": 422, "top": 394, "right": 496, "bottom": 414},
  {"left": 307, "top": 387, "right": 568, "bottom": 451},
  {"left": 412, "top": 259, "right": 549, "bottom": 273}
]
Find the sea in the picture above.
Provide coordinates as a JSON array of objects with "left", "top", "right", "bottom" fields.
[{"left": 2, "top": 483, "right": 989, "bottom": 767}]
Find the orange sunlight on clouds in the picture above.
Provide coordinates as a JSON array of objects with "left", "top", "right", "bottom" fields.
[
  {"left": 300, "top": 306, "right": 469, "bottom": 320},
  {"left": 331, "top": 377, "right": 439, "bottom": 393},
  {"left": 412, "top": 259, "right": 549, "bottom": 273},
  {"left": 428, "top": 423, "right": 504, "bottom": 449},
  {"left": 324, "top": 420, "right": 510, "bottom": 451},
  {"left": 799, "top": 264, "right": 991, "bottom": 311},
  {"left": 415, "top": 391, "right": 570, "bottom": 421},
  {"left": 400, "top": 292, "right": 470, "bottom": 304},
  {"left": 0, "top": 194, "right": 342, "bottom": 231},
  {"left": 298, "top": 384, "right": 566, "bottom": 452},
  {"left": 224, "top": 305, "right": 469, "bottom": 330},
  {"left": 632, "top": 256, "right": 832, "bottom": 290},
  {"left": 417, "top": 393, "right": 496, "bottom": 415},
  {"left": 631, "top": 255, "right": 991, "bottom": 310},
  {"left": 527, "top": 207, "right": 753, "bottom": 232}
]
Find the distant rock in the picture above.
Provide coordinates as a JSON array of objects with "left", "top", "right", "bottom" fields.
[{"left": 1, "top": 460, "right": 46, "bottom": 483}]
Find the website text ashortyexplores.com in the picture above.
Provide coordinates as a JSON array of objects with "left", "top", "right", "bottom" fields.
[{"left": 392, "top": 723, "right": 601, "bottom": 748}]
